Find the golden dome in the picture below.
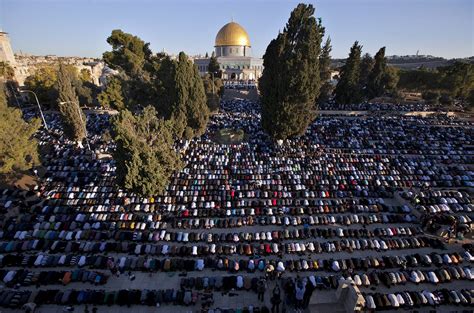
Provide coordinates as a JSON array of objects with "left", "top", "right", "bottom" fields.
[{"left": 215, "top": 22, "right": 251, "bottom": 47}]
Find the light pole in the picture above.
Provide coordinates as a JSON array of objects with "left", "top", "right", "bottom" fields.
[
  {"left": 20, "top": 90, "right": 49, "bottom": 130},
  {"left": 59, "top": 100, "right": 91, "bottom": 151},
  {"left": 211, "top": 72, "right": 215, "bottom": 95}
]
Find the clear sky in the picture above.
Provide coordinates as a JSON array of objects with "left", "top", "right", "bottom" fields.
[{"left": 1, "top": 0, "right": 472, "bottom": 59}]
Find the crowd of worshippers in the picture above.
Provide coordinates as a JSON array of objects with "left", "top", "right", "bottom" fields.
[
  {"left": 319, "top": 100, "right": 465, "bottom": 112},
  {"left": 0, "top": 99, "right": 472, "bottom": 311},
  {"left": 223, "top": 80, "right": 257, "bottom": 90}
]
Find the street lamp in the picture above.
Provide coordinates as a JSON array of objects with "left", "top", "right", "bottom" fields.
[
  {"left": 211, "top": 70, "right": 222, "bottom": 95},
  {"left": 20, "top": 90, "right": 49, "bottom": 130},
  {"left": 211, "top": 72, "right": 215, "bottom": 95},
  {"left": 59, "top": 100, "right": 91, "bottom": 151}
]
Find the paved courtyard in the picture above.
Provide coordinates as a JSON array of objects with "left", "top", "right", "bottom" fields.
[{"left": 0, "top": 98, "right": 473, "bottom": 312}]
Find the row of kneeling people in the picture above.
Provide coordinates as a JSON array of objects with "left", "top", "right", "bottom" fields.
[
  {"left": 2, "top": 212, "right": 419, "bottom": 234},
  {"left": 1, "top": 268, "right": 108, "bottom": 287},
  {"left": 0, "top": 236, "right": 441, "bottom": 256},
  {"left": 2, "top": 225, "right": 423, "bottom": 243},
  {"left": 364, "top": 289, "right": 474, "bottom": 309},
  {"left": 1, "top": 251, "right": 471, "bottom": 272},
  {"left": 33, "top": 288, "right": 205, "bottom": 306}
]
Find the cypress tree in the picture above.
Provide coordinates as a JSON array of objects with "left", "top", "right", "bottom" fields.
[
  {"left": 208, "top": 52, "right": 221, "bottom": 77},
  {"left": 334, "top": 41, "right": 362, "bottom": 104},
  {"left": 185, "top": 53, "right": 209, "bottom": 138},
  {"left": 260, "top": 3, "right": 323, "bottom": 140},
  {"left": 359, "top": 53, "right": 374, "bottom": 98},
  {"left": 203, "top": 74, "right": 224, "bottom": 112},
  {"left": 57, "top": 63, "right": 86, "bottom": 143},
  {"left": 366, "top": 47, "right": 388, "bottom": 99},
  {"left": 317, "top": 37, "right": 333, "bottom": 105},
  {"left": 159, "top": 52, "right": 209, "bottom": 139}
]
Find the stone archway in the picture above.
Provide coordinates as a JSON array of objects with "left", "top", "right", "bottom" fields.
[{"left": 230, "top": 73, "right": 236, "bottom": 80}]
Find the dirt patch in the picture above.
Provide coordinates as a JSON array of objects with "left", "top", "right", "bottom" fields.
[
  {"left": 223, "top": 89, "right": 259, "bottom": 101},
  {"left": 213, "top": 128, "right": 246, "bottom": 144},
  {"left": 0, "top": 172, "right": 39, "bottom": 191}
]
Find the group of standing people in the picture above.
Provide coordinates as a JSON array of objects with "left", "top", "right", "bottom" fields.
[{"left": 256, "top": 276, "right": 316, "bottom": 312}]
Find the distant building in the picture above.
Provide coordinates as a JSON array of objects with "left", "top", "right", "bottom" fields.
[
  {"left": 14, "top": 53, "right": 107, "bottom": 86},
  {"left": 194, "top": 22, "right": 263, "bottom": 80},
  {"left": 0, "top": 31, "right": 16, "bottom": 66},
  {"left": 0, "top": 29, "right": 110, "bottom": 86}
]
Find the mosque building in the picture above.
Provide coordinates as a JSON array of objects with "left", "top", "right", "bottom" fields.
[{"left": 194, "top": 22, "right": 263, "bottom": 81}]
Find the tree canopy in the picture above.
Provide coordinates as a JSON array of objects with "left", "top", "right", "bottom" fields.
[
  {"left": 202, "top": 74, "right": 224, "bottom": 112},
  {"left": 260, "top": 3, "right": 324, "bottom": 140},
  {"left": 24, "top": 64, "right": 98, "bottom": 108},
  {"left": 102, "top": 29, "right": 167, "bottom": 110},
  {"left": 358, "top": 53, "right": 374, "bottom": 95},
  {"left": 0, "top": 82, "right": 40, "bottom": 179},
  {"left": 57, "top": 63, "right": 86, "bottom": 143},
  {"left": 103, "top": 29, "right": 153, "bottom": 78},
  {"left": 334, "top": 41, "right": 362, "bottom": 104},
  {"left": 397, "top": 61, "right": 473, "bottom": 107},
  {"left": 79, "top": 68, "right": 92, "bottom": 83},
  {"left": 365, "top": 47, "right": 398, "bottom": 98},
  {"left": 112, "top": 106, "right": 183, "bottom": 196},
  {"left": 317, "top": 37, "right": 332, "bottom": 105},
  {"left": 0, "top": 62, "right": 15, "bottom": 80},
  {"left": 335, "top": 44, "right": 401, "bottom": 103},
  {"left": 98, "top": 76, "right": 125, "bottom": 110},
  {"left": 157, "top": 52, "right": 209, "bottom": 139},
  {"left": 208, "top": 52, "right": 221, "bottom": 77},
  {"left": 24, "top": 65, "right": 58, "bottom": 106}
]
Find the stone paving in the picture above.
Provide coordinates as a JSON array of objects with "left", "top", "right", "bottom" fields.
[{"left": 1, "top": 100, "right": 473, "bottom": 312}]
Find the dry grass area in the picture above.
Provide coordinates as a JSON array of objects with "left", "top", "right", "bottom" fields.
[{"left": 213, "top": 128, "right": 246, "bottom": 144}]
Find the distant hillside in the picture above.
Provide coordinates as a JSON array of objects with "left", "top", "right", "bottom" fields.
[{"left": 331, "top": 55, "right": 473, "bottom": 70}]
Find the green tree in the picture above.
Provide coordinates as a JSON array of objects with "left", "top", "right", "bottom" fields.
[
  {"left": 102, "top": 29, "right": 162, "bottom": 109},
  {"left": 76, "top": 81, "right": 100, "bottom": 108},
  {"left": 366, "top": 47, "right": 392, "bottom": 98},
  {"left": 208, "top": 52, "right": 221, "bottom": 77},
  {"left": 384, "top": 66, "right": 399, "bottom": 95},
  {"left": 439, "top": 93, "right": 454, "bottom": 106},
  {"left": 158, "top": 52, "right": 209, "bottom": 139},
  {"left": 398, "top": 62, "right": 472, "bottom": 107},
  {"left": 57, "top": 63, "right": 86, "bottom": 143},
  {"left": 98, "top": 76, "right": 125, "bottom": 110},
  {"left": 317, "top": 37, "right": 332, "bottom": 104},
  {"left": 24, "top": 64, "right": 90, "bottom": 108},
  {"left": 112, "top": 106, "right": 183, "bottom": 196},
  {"left": 103, "top": 29, "right": 153, "bottom": 77},
  {"left": 397, "top": 68, "right": 440, "bottom": 91},
  {"left": 260, "top": 3, "right": 324, "bottom": 140},
  {"left": 0, "top": 82, "right": 40, "bottom": 179},
  {"left": 0, "top": 62, "right": 15, "bottom": 80},
  {"left": 438, "top": 62, "right": 474, "bottom": 101},
  {"left": 202, "top": 74, "right": 224, "bottom": 112},
  {"left": 24, "top": 65, "right": 58, "bottom": 106},
  {"left": 79, "top": 68, "right": 92, "bottom": 83},
  {"left": 467, "top": 89, "right": 474, "bottom": 110},
  {"left": 358, "top": 53, "right": 374, "bottom": 97},
  {"left": 334, "top": 41, "right": 362, "bottom": 104},
  {"left": 422, "top": 90, "right": 440, "bottom": 105}
]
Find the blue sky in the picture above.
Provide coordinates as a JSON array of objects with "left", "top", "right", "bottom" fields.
[{"left": 1, "top": 0, "right": 472, "bottom": 59}]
